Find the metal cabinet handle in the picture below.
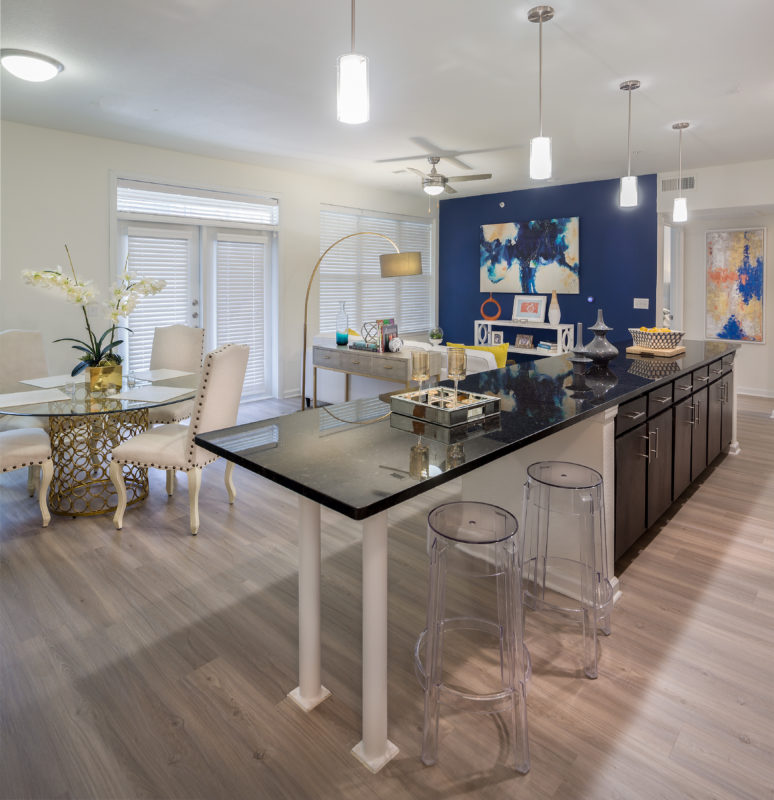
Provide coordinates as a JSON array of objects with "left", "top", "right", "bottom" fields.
[
  {"left": 720, "top": 381, "right": 728, "bottom": 403},
  {"left": 695, "top": 375, "right": 710, "bottom": 383},
  {"left": 624, "top": 410, "right": 645, "bottom": 420},
  {"left": 652, "top": 396, "right": 671, "bottom": 404},
  {"left": 688, "top": 403, "right": 696, "bottom": 425},
  {"left": 676, "top": 383, "right": 692, "bottom": 391},
  {"left": 711, "top": 367, "right": 722, "bottom": 375},
  {"left": 652, "top": 426, "right": 659, "bottom": 459},
  {"left": 695, "top": 399, "right": 701, "bottom": 425},
  {"left": 351, "top": 359, "right": 360, "bottom": 365},
  {"left": 639, "top": 434, "right": 651, "bottom": 461},
  {"left": 383, "top": 364, "right": 393, "bottom": 370}
]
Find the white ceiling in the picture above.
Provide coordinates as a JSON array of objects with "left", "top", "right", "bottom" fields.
[{"left": 2, "top": 0, "right": 773, "bottom": 198}]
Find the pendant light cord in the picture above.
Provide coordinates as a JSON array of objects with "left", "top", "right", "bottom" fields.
[
  {"left": 626, "top": 88, "right": 632, "bottom": 177},
  {"left": 351, "top": 0, "right": 356, "bottom": 52},
  {"left": 538, "top": 17, "right": 543, "bottom": 136},
  {"left": 678, "top": 128, "right": 683, "bottom": 200}
]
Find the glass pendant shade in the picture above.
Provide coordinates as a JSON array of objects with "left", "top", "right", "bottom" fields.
[
  {"left": 337, "top": 53, "right": 369, "bottom": 124},
  {"left": 423, "top": 183, "right": 444, "bottom": 196},
  {"left": 0, "top": 49, "right": 63, "bottom": 82},
  {"left": 530, "top": 136, "right": 552, "bottom": 180},
  {"left": 672, "top": 196, "right": 688, "bottom": 223},
  {"left": 620, "top": 175, "right": 638, "bottom": 208}
]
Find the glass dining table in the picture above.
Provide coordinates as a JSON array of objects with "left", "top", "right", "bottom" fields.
[{"left": 0, "top": 371, "right": 199, "bottom": 516}]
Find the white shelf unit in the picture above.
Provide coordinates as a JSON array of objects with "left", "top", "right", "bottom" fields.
[{"left": 475, "top": 319, "right": 574, "bottom": 356}]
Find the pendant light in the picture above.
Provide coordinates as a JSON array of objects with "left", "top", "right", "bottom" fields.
[
  {"left": 337, "top": 0, "right": 369, "bottom": 124},
  {"left": 619, "top": 80, "right": 640, "bottom": 207},
  {"left": 672, "top": 122, "right": 689, "bottom": 222},
  {"left": 0, "top": 49, "right": 64, "bottom": 82},
  {"left": 528, "top": 6, "right": 554, "bottom": 180}
]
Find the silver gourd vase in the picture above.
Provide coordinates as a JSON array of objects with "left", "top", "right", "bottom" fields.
[{"left": 585, "top": 309, "right": 619, "bottom": 366}]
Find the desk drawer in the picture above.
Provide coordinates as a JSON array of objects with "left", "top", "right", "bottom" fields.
[
  {"left": 341, "top": 351, "right": 373, "bottom": 375},
  {"left": 647, "top": 383, "right": 673, "bottom": 416},
  {"left": 371, "top": 354, "right": 407, "bottom": 381},
  {"left": 313, "top": 347, "right": 344, "bottom": 370},
  {"left": 616, "top": 396, "right": 647, "bottom": 435}
]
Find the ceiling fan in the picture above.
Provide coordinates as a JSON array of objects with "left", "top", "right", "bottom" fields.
[{"left": 407, "top": 156, "right": 492, "bottom": 196}]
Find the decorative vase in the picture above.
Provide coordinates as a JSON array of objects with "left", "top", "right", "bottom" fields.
[
  {"left": 548, "top": 290, "right": 561, "bottom": 326},
  {"left": 335, "top": 301, "right": 349, "bottom": 346},
  {"left": 585, "top": 309, "right": 619, "bottom": 366},
  {"left": 88, "top": 363, "right": 122, "bottom": 393}
]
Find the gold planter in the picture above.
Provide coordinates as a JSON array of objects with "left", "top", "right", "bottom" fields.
[{"left": 88, "top": 364, "right": 123, "bottom": 393}]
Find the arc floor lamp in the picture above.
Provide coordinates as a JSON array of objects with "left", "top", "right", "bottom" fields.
[{"left": 301, "top": 232, "right": 422, "bottom": 411}]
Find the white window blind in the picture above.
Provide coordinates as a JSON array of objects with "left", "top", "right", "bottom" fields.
[
  {"left": 214, "top": 235, "right": 268, "bottom": 398},
  {"left": 117, "top": 179, "right": 278, "bottom": 226},
  {"left": 125, "top": 230, "right": 194, "bottom": 373},
  {"left": 319, "top": 208, "right": 434, "bottom": 334}
]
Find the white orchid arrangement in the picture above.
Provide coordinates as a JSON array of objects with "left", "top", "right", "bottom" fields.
[{"left": 23, "top": 245, "right": 166, "bottom": 375}]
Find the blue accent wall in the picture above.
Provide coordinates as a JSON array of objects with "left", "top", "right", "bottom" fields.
[{"left": 438, "top": 174, "right": 658, "bottom": 348}]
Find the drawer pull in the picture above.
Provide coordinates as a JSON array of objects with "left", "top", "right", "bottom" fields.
[
  {"left": 383, "top": 365, "right": 393, "bottom": 370},
  {"left": 639, "top": 434, "right": 651, "bottom": 462},
  {"left": 652, "top": 396, "right": 671, "bottom": 404},
  {"left": 687, "top": 404, "right": 696, "bottom": 425},
  {"left": 351, "top": 360, "right": 360, "bottom": 365},
  {"left": 623, "top": 410, "right": 645, "bottom": 420},
  {"left": 695, "top": 375, "right": 710, "bottom": 383},
  {"left": 676, "top": 383, "right": 692, "bottom": 392},
  {"left": 711, "top": 367, "right": 722, "bottom": 375}
]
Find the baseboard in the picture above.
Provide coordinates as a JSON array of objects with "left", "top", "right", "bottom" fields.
[{"left": 738, "top": 388, "right": 774, "bottom": 399}]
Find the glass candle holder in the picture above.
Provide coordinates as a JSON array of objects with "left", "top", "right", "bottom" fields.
[
  {"left": 411, "top": 350, "right": 430, "bottom": 395},
  {"left": 447, "top": 348, "right": 467, "bottom": 406}
]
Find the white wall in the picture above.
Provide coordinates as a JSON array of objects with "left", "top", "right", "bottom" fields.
[
  {"left": 658, "top": 159, "right": 774, "bottom": 396},
  {"left": 0, "top": 121, "right": 431, "bottom": 398}
]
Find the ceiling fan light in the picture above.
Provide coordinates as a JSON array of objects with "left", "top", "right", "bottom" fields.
[
  {"left": 423, "top": 183, "right": 444, "bottom": 196},
  {"left": 620, "top": 175, "right": 638, "bottom": 208},
  {"left": 337, "top": 53, "right": 369, "bottom": 124},
  {"left": 0, "top": 49, "right": 63, "bottom": 82},
  {"left": 529, "top": 136, "right": 552, "bottom": 180},
  {"left": 672, "top": 196, "right": 688, "bottom": 223}
]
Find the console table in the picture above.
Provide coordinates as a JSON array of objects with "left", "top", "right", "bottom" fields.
[
  {"left": 196, "top": 339, "right": 738, "bottom": 774},
  {"left": 311, "top": 344, "right": 442, "bottom": 407}
]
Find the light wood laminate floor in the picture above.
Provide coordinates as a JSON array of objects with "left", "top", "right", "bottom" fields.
[{"left": 1, "top": 396, "right": 773, "bottom": 799}]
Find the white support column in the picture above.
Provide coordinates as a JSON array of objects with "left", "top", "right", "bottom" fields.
[
  {"left": 352, "top": 511, "right": 399, "bottom": 773},
  {"left": 288, "top": 496, "right": 331, "bottom": 711},
  {"left": 729, "top": 381, "right": 741, "bottom": 455}
]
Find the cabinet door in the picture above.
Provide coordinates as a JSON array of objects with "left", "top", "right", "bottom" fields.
[
  {"left": 673, "top": 396, "right": 693, "bottom": 500},
  {"left": 721, "top": 369, "right": 734, "bottom": 450},
  {"left": 647, "top": 408, "right": 674, "bottom": 528},
  {"left": 707, "top": 379, "right": 723, "bottom": 464},
  {"left": 615, "top": 423, "right": 648, "bottom": 560},
  {"left": 691, "top": 387, "right": 709, "bottom": 481}
]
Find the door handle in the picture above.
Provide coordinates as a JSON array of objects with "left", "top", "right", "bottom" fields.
[
  {"left": 676, "top": 383, "right": 692, "bottom": 392},
  {"left": 639, "top": 434, "right": 651, "bottom": 462},
  {"left": 694, "top": 399, "right": 701, "bottom": 425},
  {"left": 652, "top": 426, "right": 659, "bottom": 459},
  {"left": 688, "top": 403, "right": 696, "bottom": 425},
  {"left": 695, "top": 375, "right": 710, "bottom": 383},
  {"left": 652, "top": 395, "right": 671, "bottom": 404},
  {"left": 624, "top": 410, "right": 645, "bottom": 420}
]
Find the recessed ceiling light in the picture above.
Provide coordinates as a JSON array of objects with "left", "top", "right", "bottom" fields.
[{"left": 1, "top": 49, "right": 64, "bottom": 82}]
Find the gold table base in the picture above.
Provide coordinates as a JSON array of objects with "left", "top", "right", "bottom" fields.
[{"left": 48, "top": 408, "right": 149, "bottom": 516}]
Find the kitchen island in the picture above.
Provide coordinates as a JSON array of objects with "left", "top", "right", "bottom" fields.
[{"left": 195, "top": 338, "right": 739, "bottom": 772}]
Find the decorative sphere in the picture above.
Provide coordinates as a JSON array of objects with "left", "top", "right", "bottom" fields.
[
  {"left": 388, "top": 337, "right": 403, "bottom": 353},
  {"left": 429, "top": 326, "right": 443, "bottom": 345}
]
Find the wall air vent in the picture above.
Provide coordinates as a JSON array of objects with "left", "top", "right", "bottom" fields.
[{"left": 661, "top": 176, "right": 695, "bottom": 192}]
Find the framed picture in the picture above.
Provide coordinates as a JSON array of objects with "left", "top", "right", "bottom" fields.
[
  {"left": 512, "top": 295, "right": 547, "bottom": 322},
  {"left": 705, "top": 228, "right": 765, "bottom": 343},
  {"left": 491, "top": 331, "right": 504, "bottom": 345},
  {"left": 515, "top": 333, "right": 534, "bottom": 349}
]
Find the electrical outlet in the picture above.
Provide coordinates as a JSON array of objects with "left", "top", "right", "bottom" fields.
[{"left": 633, "top": 298, "right": 649, "bottom": 309}]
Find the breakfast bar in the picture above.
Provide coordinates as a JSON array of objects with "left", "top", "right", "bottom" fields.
[{"left": 195, "top": 339, "right": 738, "bottom": 772}]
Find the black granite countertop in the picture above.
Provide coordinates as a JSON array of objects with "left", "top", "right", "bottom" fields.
[{"left": 195, "top": 339, "right": 738, "bottom": 520}]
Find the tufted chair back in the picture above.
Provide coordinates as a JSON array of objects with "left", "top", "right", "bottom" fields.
[
  {"left": 150, "top": 325, "right": 205, "bottom": 373},
  {"left": 185, "top": 344, "right": 249, "bottom": 468},
  {"left": 0, "top": 330, "right": 48, "bottom": 393}
]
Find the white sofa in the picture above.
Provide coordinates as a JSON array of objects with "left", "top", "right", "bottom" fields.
[{"left": 304, "top": 335, "right": 498, "bottom": 405}]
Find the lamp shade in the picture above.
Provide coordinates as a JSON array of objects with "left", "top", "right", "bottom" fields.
[
  {"left": 380, "top": 251, "right": 422, "bottom": 277},
  {"left": 529, "top": 136, "right": 552, "bottom": 180},
  {"left": 619, "top": 175, "right": 638, "bottom": 208},
  {"left": 0, "top": 49, "right": 63, "bottom": 82},
  {"left": 672, "top": 196, "right": 688, "bottom": 223},
  {"left": 337, "top": 53, "right": 369, "bottom": 124}
]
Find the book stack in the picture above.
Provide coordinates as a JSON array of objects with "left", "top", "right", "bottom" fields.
[
  {"left": 350, "top": 341, "right": 379, "bottom": 352},
  {"left": 536, "top": 340, "right": 558, "bottom": 353}
]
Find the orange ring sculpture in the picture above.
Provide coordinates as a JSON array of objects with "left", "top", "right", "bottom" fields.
[{"left": 480, "top": 293, "right": 502, "bottom": 320}]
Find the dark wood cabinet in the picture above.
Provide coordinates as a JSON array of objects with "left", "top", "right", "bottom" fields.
[
  {"left": 615, "top": 423, "right": 647, "bottom": 560},
  {"left": 673, "top": 396, "right": 693, "bottom": 499},
  {"left": 647, "top": 408, "right": 673, "bottom": 528},
  {"left": 690, "top": 386, "right": 708, "bottom": 481},
  {"left": 707, "top": 378, "right": 723, "bottom": 464}
]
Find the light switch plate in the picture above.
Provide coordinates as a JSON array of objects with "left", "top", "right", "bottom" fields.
[{"left": 633, "top": 298, "right": 649, "bottom": 309}]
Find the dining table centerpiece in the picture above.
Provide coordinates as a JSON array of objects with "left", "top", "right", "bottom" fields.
[{"left": 23, "top": 245, "right": 166, "bottom": 392}]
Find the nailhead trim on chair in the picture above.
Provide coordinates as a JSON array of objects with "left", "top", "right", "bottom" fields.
[
  {"left": 2, "top": 457, "right": 49, "bottom": 472},
  {"left": 111, "top": 455, "right": 218, "bottom": 471}
]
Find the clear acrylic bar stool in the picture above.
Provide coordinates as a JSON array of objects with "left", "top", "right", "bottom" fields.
[
  {"left": 522, "top": 461, "right": 612, "bottom": 680},
  {"left": 415, "top": 501, "right": 530, "bottom": 773}
]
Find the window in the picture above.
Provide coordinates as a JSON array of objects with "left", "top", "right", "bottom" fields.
[
  {"left": 319, "top": 207, "right": 434, "bottom": 335},
  {"left": 115, "top": 179, "right": 277, "bottom": 399}
]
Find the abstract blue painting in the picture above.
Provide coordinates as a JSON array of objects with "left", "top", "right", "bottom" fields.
[{"left": 480, "top": 216, "right": 580, "bottom": 294}]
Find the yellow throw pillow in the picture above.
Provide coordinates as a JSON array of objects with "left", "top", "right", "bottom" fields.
[{"left": 447, "top": 342, "right": 509, "bottom": 369}]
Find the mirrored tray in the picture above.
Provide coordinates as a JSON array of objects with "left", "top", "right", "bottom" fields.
[{"left": 390, "top": 386, "right": 500, "bottom": 427}]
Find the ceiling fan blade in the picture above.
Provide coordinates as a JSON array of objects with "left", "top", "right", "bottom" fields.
[
  {"left": 443, "top": 184, "right": 457, "bottom": 194},
  {"left": 406, "top": 167, "right": 426, "bottom": 177},
  {"left": 447, "top": 173, "right": 493, "bottom": 182}
]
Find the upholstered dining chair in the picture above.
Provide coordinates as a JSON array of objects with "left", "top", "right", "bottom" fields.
[
  {"left": 147, "top": 324, "right": 205, "bottom": 425},
  {"left": 0, "top": 428, "right": 53, "bottom": 526},
  {"left": 109, "top": 343, "right": 249, "bottom": 535}
]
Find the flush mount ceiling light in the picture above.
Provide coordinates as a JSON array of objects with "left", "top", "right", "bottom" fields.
[
  {"left": 528, "top": 5, "right": 554, "bottom": 180},
  {"left": 337, "top": 0, "right": 369, "bottom": 124},
  {"left": 672, "top": 122, "right": 690, "bottom": 223},
  {"left": 0, "top": 49, "right": 64, "bottom": 82},
  {"left": 619, "top": 80, "right": 640, "bottom": 208}
]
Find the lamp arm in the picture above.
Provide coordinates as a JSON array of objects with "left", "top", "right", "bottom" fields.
[{"left": 301, "top": 231, "right": 400, "bottom": 411}]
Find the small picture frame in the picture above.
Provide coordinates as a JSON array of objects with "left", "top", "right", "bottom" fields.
[
  {"left": 512, "top": 295, "right": 547, "bottom": 323},
  {"left": 515, "top": 333, "right": 534, "bottom": 349},
  {"left": 491, "top": 331, "right": 504, "bottom": 345}
]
